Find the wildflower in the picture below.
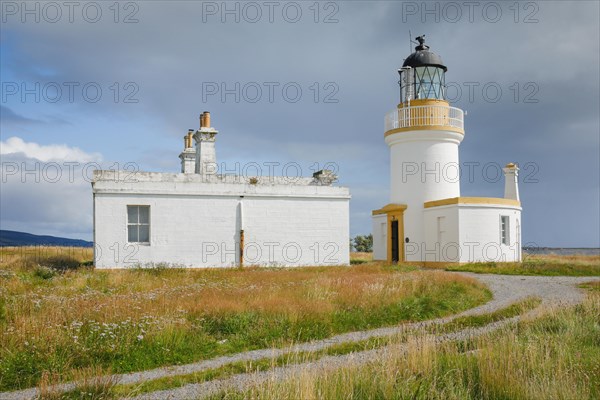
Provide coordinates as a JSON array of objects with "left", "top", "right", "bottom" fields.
[{"left": 137, "top": 334, "right": 144, "bottom": 341}]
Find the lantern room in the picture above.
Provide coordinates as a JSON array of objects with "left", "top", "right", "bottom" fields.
[{"left": 398, "top": 36, "right": 447, "bottom": 102}]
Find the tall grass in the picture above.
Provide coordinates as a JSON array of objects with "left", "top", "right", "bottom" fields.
[
  {"left": 215, "top": 291, "right": 600, "bottom": 400},
  {"left": 446, "top": 253, "right": 600, "bottom": 276},
  {"left": 0, "top": 247, "right": 490, "bottom": 391}
]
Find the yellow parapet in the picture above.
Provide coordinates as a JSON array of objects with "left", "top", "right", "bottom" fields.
[
  {"left": 424, "top": 197, "right": 521, "bottom": 208},
  {"left": 384, "top": 99, "right": 464, "bottom": 137}
]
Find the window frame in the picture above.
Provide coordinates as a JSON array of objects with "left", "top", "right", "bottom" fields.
[
  {"left": 127, "top": 205, "right": 151, "bottom": 244},
  {"left": 500, "top": 215, "right": 509, "bottom": 245}
]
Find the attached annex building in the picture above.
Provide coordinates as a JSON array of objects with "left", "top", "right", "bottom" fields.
[
  {"left": 92, "top": 112, "right": 350, "bottom": 268},
  {"left": 372, "top": 37, "right": 522, "bottom": 264}
]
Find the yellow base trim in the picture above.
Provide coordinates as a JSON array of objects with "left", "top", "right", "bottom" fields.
[
  {"left": 398, "top": 99, "right": 450, "bottom": 108},
  {"left": 385, "top": 125, "right": 464, "bottom": 137},
  {"left": 424, "top": 197, "right": 521, "bottom": 208}
]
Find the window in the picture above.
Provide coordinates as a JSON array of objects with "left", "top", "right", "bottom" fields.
[
  {"left": 500, "top": 216, "right": 509, "bottom": 245},
  {"left": 127, "top": 205, "right": 150, "bottom": 243},
  {"left": 437, "top": 216, "right": 446, "bottom": 245}
]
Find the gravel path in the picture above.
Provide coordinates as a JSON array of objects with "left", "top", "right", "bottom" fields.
[
  {"left": 1, "top": 273, "right": 596, "bottom": 400},
  {"left": 127, "top": 317, "right": 522, "bottom": 400}
]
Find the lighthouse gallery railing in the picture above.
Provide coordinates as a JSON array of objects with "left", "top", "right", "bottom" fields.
[{"left": 384, "top": 105, "right": 464, "bottom": 132}]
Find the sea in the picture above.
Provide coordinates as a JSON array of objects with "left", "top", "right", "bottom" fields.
[{"left": 523, "top": 248, "right": 600, "bottom": 256}]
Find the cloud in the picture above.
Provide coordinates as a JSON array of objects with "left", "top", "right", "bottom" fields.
[
  {"left": 0, "top": 138, "right": 105, "bottom": 240},
  {"left": 0, "top": 136, "right": 101, "bottom": 163}
]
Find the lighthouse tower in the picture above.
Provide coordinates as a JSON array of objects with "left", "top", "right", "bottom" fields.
[
  {"left": 388, "top": 36, "right": 463, "bottom": 261},
  {"left": 372, "top": 36, "right": 522, "bottom": 264},
  {"left": 375, "top": 36, "right": 464, "bottom": 262},
  {"left": 373, "top": 36, "right": 521, "bottom": 263}
]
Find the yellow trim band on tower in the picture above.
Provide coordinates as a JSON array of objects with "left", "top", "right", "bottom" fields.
[
  {"left": 384, "top": 125, "right": 465, "bottom": 137},
  {"left": 424, "top": 197, "right": 521, "bottom": 208},
  {"left": 398, "top": 98, "right": 450, "bottom": 108}
]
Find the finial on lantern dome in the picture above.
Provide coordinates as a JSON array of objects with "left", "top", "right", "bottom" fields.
[{"left": 415, "top": 35, "right": 429, "bottom": 51}]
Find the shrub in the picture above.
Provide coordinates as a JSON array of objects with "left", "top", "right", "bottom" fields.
[
  {"left": 43, "top": 255, "right": 82, "bottom": 272},
  {"left": 352, "top": 234, "right": 373, "bottom": 253},
  {"left": 33, "top": 265, "right": 57, "bottom": 280}
]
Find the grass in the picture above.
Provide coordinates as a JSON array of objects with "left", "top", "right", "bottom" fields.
[
  {"left": 446, "top": 253, "right": 600, "bottom": 276},
  {"left": 37, "top": 367, "right": 117, "bottom": 400},
  {"left": 64, "top": 298, "right": 543, "bottom": 398},
  {"left": 579, "top": 281, "right": 600, "bottom": 292},
  {"left": 0, "top": 247, "right": 490, "bottom": 392},
  {"left": 350, "top": 252, "right": 373, "bottom": 265},
  {"left": 429, "top": 297, "right": 542, "bottom": 333},
  {"left": 211, "top": 288, "right": 600, "bottom": 400}
]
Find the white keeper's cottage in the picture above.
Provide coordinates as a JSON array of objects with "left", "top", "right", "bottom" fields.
[
  {"left": 372, "top": 36, "right": 522, "bottom": 264},
  {"left": 92, "top": 112, "right": 350, "bottom": 268}
]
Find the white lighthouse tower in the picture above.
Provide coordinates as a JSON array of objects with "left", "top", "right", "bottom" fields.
[{"left": 372, "top": 36, "right": 522, "bottom": 264}]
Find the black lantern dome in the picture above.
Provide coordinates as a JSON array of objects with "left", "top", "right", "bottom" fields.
[
  {"left": 398, "top": 36, "right": 447, "bottom": 102},
  {"left": 402, "top": 37, "right": 447, "bottom": 71}
]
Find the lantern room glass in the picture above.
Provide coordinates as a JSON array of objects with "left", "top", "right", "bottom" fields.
[{"left": 400, "top": 66, "right": 446, "bottom": 102}]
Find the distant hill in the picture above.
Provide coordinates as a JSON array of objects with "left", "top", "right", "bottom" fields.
[{"left": 0, "top": 230, "right": 93, "bottom": 247}]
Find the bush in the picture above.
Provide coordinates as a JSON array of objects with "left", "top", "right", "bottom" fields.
[
  {"left": 352, "top": 234, "right": 373, "bottom": 253},
  {"left": 33, "top": 265, "right": 57, "bottom": 280},
  {"left": 43, "top": 255, "right": 82, "bottom": 272}
]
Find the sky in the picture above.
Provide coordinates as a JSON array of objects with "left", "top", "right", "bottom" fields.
[{"left": 1, "top": 0, "right": 599, "bottom": 248}]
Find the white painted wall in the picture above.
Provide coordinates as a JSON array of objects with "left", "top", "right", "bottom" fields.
[
  {"left": 422, "top": 205, "right": 460, "bottom": 262},
  {"left": 377, "top": 203, "right": 522, "bottom": 263},
  {"left": 385, "top": 130, "right": 463, "bottom": 261},
  {"left": 93, "top": 171, "right": 350, "bottom": 268},
  {"left": 371, "top": 214, "right": 387, "bottom": 260},
  {"left": 422, "top": 204, "right": 521, "bottom": 263},
  {"left": 458, "top": 205, "right": 522, "bottom": 263}
]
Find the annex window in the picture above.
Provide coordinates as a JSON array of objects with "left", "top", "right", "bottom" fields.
[
  {"left": 437, "top": 216, "right": 446, "bottom": 245},
  {"left": 127, "top": 205, "right": 150, "bottom": 243},
  {"left": 500, "top": 216, "right": 509, "bottom": 245}
]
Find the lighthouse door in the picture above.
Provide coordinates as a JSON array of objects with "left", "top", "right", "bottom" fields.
[{"left": 391, "top": 220, "right": 399, "bottom": 262}]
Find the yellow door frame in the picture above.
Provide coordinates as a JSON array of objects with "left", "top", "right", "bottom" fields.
[{"left": 372, "top": 204, "right": 407, "bottom": 264}]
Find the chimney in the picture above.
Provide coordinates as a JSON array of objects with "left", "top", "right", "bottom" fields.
[
  {"left": 194, "top": 112, "right": 218, "bottom": 176},
  {"left": 179, "top": 129, "right": 196, "bottom": 174},
  {"left": 183, "top": 129, "right": 194, "bottom": 149},
  {"left": 503, "top": 163, "right": 519, "bottom": 201},
  {"left": 200, "top": 111, "right": 211, "bottom": 129}
]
